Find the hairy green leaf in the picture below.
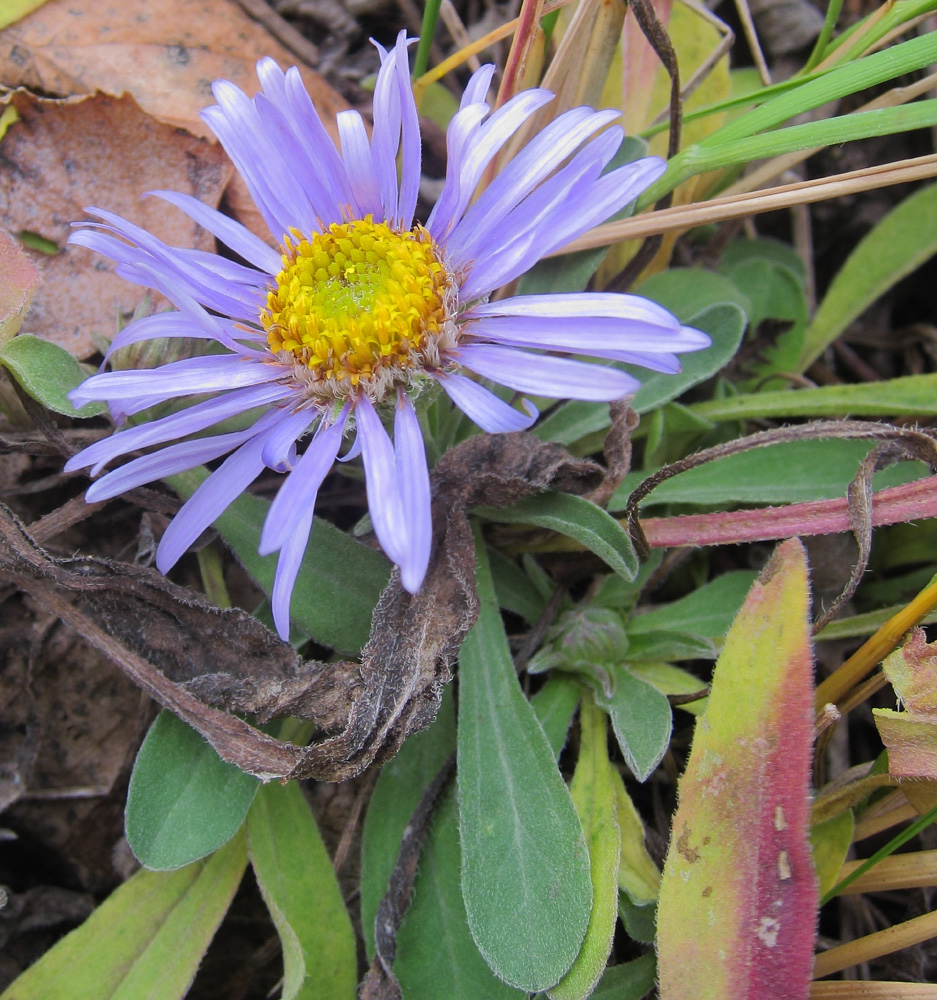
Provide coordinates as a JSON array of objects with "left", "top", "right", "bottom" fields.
[{"left": 125, "top": 710, "right": 258, "bottom": 871}]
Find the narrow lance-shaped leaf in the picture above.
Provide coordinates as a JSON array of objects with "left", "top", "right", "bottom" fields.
[
  {"left": 549, "top": 691, "right": 621, "bottom": 1000},
  {"left": 248, "top": 781, "right": 357, "bottom": 1000},
  {"left": 0, "top": 828, "right": 247, "bottom": 1000},
  {"left": 800, "top": 182, "right": 937, "bottom": 371},
  {"left": 360, "top": 689, "right": 523, "bottom": 1000},
  {"left": 657, "top": 539, "right": 818, "bottom": 1000},
  {"left": 458, "top": 524, "right": 592, "bottom": 992}
]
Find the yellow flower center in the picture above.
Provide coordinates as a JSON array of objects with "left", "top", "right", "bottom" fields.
[{"left": 262, "top": 217, "right": 454, "bottom": 402}]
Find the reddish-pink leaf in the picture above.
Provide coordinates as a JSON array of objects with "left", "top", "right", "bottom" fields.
[
  {"left": 0, "top": 227, "right": 39, "bottom": 342},
  {"left": 657, "top": 539, "right": 818, "bottom": 1000}
]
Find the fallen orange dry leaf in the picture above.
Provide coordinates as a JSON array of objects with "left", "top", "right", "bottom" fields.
[{"left": 0, "top": 91, "right": 231, "bottom": 358}]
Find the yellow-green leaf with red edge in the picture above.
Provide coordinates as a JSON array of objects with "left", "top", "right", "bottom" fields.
[
  {"left": 874, "top": 627, "right": 937, "bottom": 778},
  {"left": 657, "top": 539, "right": 818, "bottom": 1000}
]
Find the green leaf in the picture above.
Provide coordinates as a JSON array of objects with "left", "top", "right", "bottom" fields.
[
  {"left": 458, "top": 527, "right": 592, "bottom": 991},
  {"left": 625, "top": 630, "right": 718, "bottom": 662},
  {"left": 617, "top": 895, "right": 657, "bottom": 946},
  {"left": 722, "top": 257, "right": 807, "bottom": 388},
  {"left": 488, "top": 545, "right": 550, "bottom": 625},
  {"left": 169, "top": 469, "right": 389, "bottom": 654},
  {"left": 628, "top": 662, "right": 708, "bottom": 716},
  {"left": 810, "top": 810, "right": 855, "bottom": 900},
  {"left": 475, "top": 492, "right": 637, "bottom": 582},
  {"left": 800, "top": 182, "right": 937, "bottom": 371},
  {"left": 548, "top": 694, "right": 621, "bottom": 1000},
  {"left": 627, "top": 571, "right": 758, "bottom": 638},
  {"left": 396, "top": 790, "right": 524, "bottom": 1000},
  {"left": 360, "top": 690, "right": 522, "bottom": 999},
  {"left": 721, "top": 237, "right": 806, "bottom": 283},
  {"left": 612, "top": 439, "right": 927, "bottom": 511},
  {"left": 530, "top": 675, "right": 582, "bottom": 760},
  {"left": 1, "top": 829, "right": 247, "bottom": 1000},
  {"left": 589, "top": 955, "right": 657, "bottom": 1000},
  {"left": 644, "top": 31, "right": 937, "bottom": 202},
  {"left": 0, "top": 334, "right": 104, "bottom": 417},
  {"left": 594, "top": 667, "right": 672, "bottom": 782},
  {"left": 125, "top": 710, "right": 259, "bottom": 871},
  {"left": 247, "top": 782, "right": 356, "bottom": 1000},
  {"left": 689, "top": 372, "right": 937, "bottom": 423}
]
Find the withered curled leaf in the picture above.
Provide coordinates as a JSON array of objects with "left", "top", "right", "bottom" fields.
[{"left": 3, "top": 431, "right": 604, "bottom": 780}]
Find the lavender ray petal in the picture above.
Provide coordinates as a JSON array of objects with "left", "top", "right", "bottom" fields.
[
  {"left": 461, "top": 64, "right": 496, "bottom": 108},
  {"left": 589, "top": 349, "right": 682, "bottom": 373},
  {"left": 259, "top": 409, "right": 347, "bottom": 555},
  {"left": 470, "top": 290, "right": 682, "bottom": 326},
  {"left": 337, "top": 111, "right": 383, "bottom": 219},
  {"left": 271, "top": 506, "right": 315, "bottom": 641},
  {"left": 394, "top": 31, "right": 421, "bottom": 229},
  {"left": 370, "top": 40, "right": 401, "bottom": 224},
  {"left": 259, "top": 406, "right": 316, "bottom": 472},
  {"left": 200, "top": 104, "right": 290, "bottom": 241},
  {"left": 424, "top": 103, "right": 489, "bottom": 240},
  {"left": 155, "top": 413, "right": 284, "bottom": 572},
  {"left": 84, "top": 427, "right": 257, "bottom": 502},
  {"left": 453, "top": 127, "right": 621, "bottom": 284},
  {"left": 356, "top": 396, "right": 407, "bottom": 566},
  {"left": 281, "top": 66, "right": 354, "bottom": 216},
  {"left": 461, "top": 314, "right": 711, "bottom": 353},
  {"left": 455, "top": 344, "right": 641, "bottom": 401},
  {"left": 65, "top": 382, "right": 294, "bottom": 476},
  {"left": 436, "top": 372, "right": 538, "bottom": 432},
  {"left": 68, "top": 354, "right": 279, "bottom": 408},
  {"left": 430, "top": 90, "right": 555, "bottom": 244},
  {"left": 445, "top": 107, "right": 619, "bottom": 262},
  {"left": 393, "top": 395, "right": 430, "bottom": 593},
  {"left": 253, "top": 91, "right": 339, "bottom": 229},
  {"left": 146, "top": 190, "right": 282, "bottom": 273}
]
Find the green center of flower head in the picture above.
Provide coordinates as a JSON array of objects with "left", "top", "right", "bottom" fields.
[{"left": 262, "top": 217, "right": 455, "bottom": 402}]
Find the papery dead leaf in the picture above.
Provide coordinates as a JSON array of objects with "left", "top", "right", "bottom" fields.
[
  {"left": 874, "top": 628, "right": 937, "bottom": 778},
  {"left": 882, "top": 627, "right": 937, "bottom": 715},
  {"left": 2, "top": 433, "right": 604, "bottom": 781},
  {"left": 0, "top": 0, "right": 348, "bottom": 247},
  {"left": 0, "top": 0, "right": 345, "bottom": 139},
  {"left": 0, "top": 91, "right": 231, "bottom": 358}
]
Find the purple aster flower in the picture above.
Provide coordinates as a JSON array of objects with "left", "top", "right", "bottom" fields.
[{"left": 65, "top": 32, "right": 710, "bottom": 641}]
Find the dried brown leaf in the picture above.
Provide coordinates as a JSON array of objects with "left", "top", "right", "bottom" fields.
[
  {"left": 0, "top": 0, "right": 345, "bottom": 139},
  {"left": 0, "top": 433, "right": 604, "bottom": 781},
  {"left": 0, "top": 91, "right": 232, "bottom": 358}
]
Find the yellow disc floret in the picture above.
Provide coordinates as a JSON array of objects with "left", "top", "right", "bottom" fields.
[{"left": 262, "top": 217, "right": 455, "bottom": 403}]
